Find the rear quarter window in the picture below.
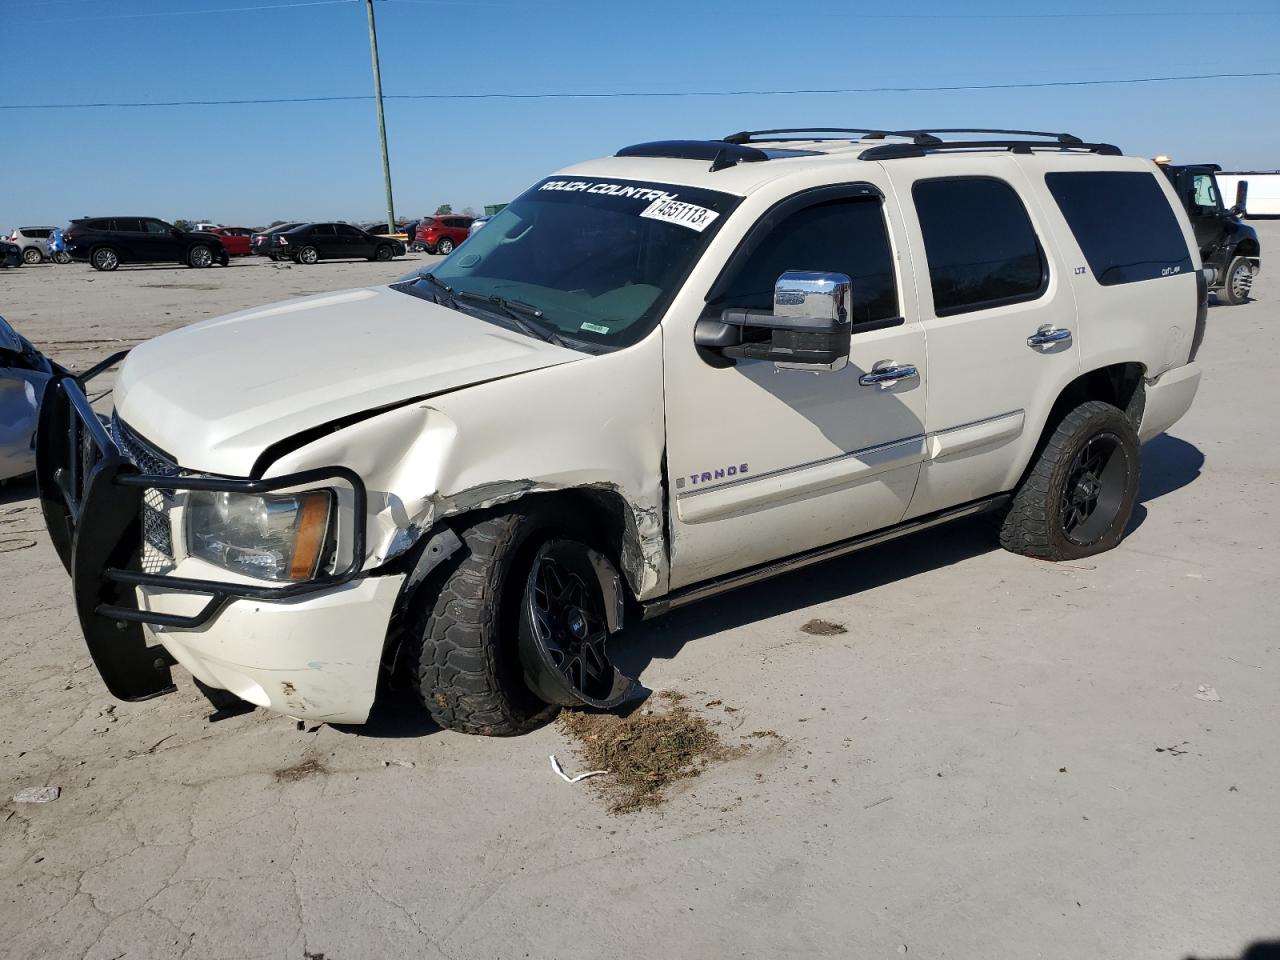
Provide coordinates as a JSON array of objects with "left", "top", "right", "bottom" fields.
[{"left": 1045, "top": 171, "right": 1193, "bottom": 285}]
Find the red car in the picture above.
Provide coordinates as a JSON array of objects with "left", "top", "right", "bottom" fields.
[
  {"left": 207, "top": 227, "right": 254, "bottom": 257},
  {"left": 414, "top": 215, "right": 474, "bottom": 255}
]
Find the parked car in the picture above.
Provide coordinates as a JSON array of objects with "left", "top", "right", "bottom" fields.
[
  {"left": 251, "top": 223, "right": 303, "bottom": 259},
  {"left": 362, "top": 221, "right": 408, "bottom": 241},
  {"left": 207, "top": 226, "right": 254, "bottom": 257},
  {"left": 270, "top": 222, "right": 405, "bottom": 264},
  {"left": 6, "top": 227, "right": 55, "bottom": 265},
  {"left": 64, "top": 217, "right": 231, "bottom": 271},
  {"left": 467, "top": 215, "right": 492, "bottom": 236},
  {"left": 193, "top": 222, "right": 221, "bottom": 233},
  {"left": 414, "top": 215, "right": 474, "bottom": 254},
  {"left": 0, "top": 315, "right": 55, "bottom": 481},
  {"left": 0, "top": 240, "right": 20, "bottom": 268},
  {"left": 36, "top": 126, "right": 1205, "bottom": 733}
]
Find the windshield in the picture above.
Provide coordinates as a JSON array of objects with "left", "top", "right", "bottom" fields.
[{"left": 394, "top": 176, "right": 740, "bottom": 350}]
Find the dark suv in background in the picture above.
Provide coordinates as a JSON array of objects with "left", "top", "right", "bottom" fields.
[
  {"left": 269, "top": 222, "right": 405, "bottom": 264},
  {"left": 65, "top": 218, "right": 231, "bottom": 271}
]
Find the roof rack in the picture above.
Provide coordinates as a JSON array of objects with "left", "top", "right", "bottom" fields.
[
  {"left": 615, "top": 139, "right": 770, "bottom": 172},
  {"left": 858, "top": 138, "right": 1121, "bottom": 160},
  {"left": 724, "top": 127, "right": 1087, "bottom": 145}
]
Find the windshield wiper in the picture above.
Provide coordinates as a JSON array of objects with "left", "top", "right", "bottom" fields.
[
  {"left": 453, "top": 290, "right": 569, "bottom": 348},
  {"left": 416, "top": 271, "right": 457, "bottom": 305}
]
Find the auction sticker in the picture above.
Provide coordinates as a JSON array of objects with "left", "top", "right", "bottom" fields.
[{"left": 640, "top": 197, "right": 720, "bottom": 232}]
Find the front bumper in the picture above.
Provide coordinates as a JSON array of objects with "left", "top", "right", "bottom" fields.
[
  {"left": 142, "top": 573, "right": 403, "bottom": 723},
  {"left": 35, "top": 367, "right": 388, "bottom": 719}
]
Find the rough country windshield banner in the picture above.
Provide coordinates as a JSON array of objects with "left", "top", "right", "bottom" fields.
[{"left": 522, "top": 177, "right": 740, "bottom": 232}]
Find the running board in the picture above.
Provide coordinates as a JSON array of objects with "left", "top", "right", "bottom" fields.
[{"left": 642, "top": 494, "right": 1010, "bottom": 619}]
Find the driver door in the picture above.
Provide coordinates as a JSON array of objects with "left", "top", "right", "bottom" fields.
[{"left": 663, "top": 185, "right": 928, "bottom": 589}]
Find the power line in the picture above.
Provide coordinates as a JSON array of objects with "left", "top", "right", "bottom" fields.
[
  {"left": 9, "top": 0, "right": 355, "bottom": 23},
  {"left": 2, "top": 71, "right": 1278, "bottom": 110}
]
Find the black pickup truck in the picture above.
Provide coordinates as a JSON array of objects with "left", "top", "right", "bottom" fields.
[{"left": 1159, "top": 161, "right": 1261, "bottom": 305}]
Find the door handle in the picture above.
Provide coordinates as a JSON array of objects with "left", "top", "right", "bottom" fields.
[
  {"left": 1027, "top": 325, "right": 1072, "bottom": 347},
  {"left": 859, "top": 363, "right": 919, "bottom": 386}
]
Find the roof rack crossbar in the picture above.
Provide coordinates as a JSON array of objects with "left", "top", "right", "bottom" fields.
[
  {"left": 725, "top": 127, "right": 1085, "bottom": 146},
  {"left": 858, "top": 139, "right": 1121, "bottom": 160}
]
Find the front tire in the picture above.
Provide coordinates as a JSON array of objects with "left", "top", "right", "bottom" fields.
[
  {"left": 22, "top": 247, "right": 42, "bottom": 265},
  {"left": 408, "top": 509, "right": 568, "bottom": 736},
  {"left": 1217, "top": 256, "right": 1254, "bottom": 305},
  {"left": 374, "top": 244, "right": 393, "bottom": 262},
  {"left": 188, "top": 244, "right": 214, "bottom": 268},
  {"left": 91, "top": 246, "right": 119, "bottom": 271},
  {"left": 999, "top": 400, "right": 1140, "bottom": 561}
]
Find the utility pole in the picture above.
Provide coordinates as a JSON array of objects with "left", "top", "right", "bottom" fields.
[{"left": 365, "top": 0, "right": 396, "bottom": 231}]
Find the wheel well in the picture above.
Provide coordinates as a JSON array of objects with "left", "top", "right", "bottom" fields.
[
  {"left": 1032, "top": 362, "right": 1145, "bottom": 464},
  {"left": 1234, "top": 238, "right": 1260, "bottom": 259}
]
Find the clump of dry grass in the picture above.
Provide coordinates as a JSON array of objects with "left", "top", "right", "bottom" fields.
[{"left": 557, "top": 692, "right": 742, "bottom": 814}]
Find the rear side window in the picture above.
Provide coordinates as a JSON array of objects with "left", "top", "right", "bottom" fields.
[
  {"left": 1045, "top": 171, "right": 1193, "bottom": 286},
  {"left": 310, "top": 224, "right": 336, "bottom": 236},
  {"left": 712, "top": 196, "right": 900, "bottom": 325},
  {"left": 22, "top": 228, "right": 50, "bottom": 239},
  {"left": 114, "top": 218, "right": 144, "bottom": 232},
  {"left": 912, "top": 177, "right": 1046, "bottom": 316}
]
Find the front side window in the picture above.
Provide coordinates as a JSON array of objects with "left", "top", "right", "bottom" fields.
[
  {"left": 912, "top": 177, "right": 1046, "bottom": 316},
  {"left": 1045, "top": 171, "right": 1193, "bottom": 286},
  {"left": 145, "top": 219, "right": 171, "bottom": 235},
  {"left": 709, "top": 195, "right": 899, "bottom": 325},
  {"left": 397, "top": 177, "right": 740, "bottom": 351},
  {"left": 1191, "top": 174, "right": 1219, "bottom": 211}
]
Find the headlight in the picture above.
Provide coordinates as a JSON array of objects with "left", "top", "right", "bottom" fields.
[{"left": 185, "top": 489, "right": 333, "bottom": 582}]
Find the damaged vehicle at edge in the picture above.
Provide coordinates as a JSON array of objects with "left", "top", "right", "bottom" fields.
[
  {"left": 36, "top": 128, "right": 1205, "bottom": 733},
  {"left": 1, "top": 316, "right": 57, "bottom": 483}
]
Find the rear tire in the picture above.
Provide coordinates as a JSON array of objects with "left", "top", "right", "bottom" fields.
[
  {"left": 297, "top": 245, "right": 319, "bottom": 265},
  {"left": 22, "top": 247, "right": 42, "bottom": 265},
  {"left": 1217, "top": 256, "right": 1253, "bottom": 305},
  {"left": 999, "top": 400, "right": 1140, "bottom": 561},
  {"left": 91, "top": 247, "right": 119, "bottom": 271},
  {"left": 436, "top": 237, "right": 454, "bottom": 255},
  {"left": 408, "top": 508, "right": 569, "bottom": 736}
]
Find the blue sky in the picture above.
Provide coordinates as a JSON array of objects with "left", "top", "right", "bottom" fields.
[{"left": 2, "top": 0, "right": 1278, "bottom": 228}]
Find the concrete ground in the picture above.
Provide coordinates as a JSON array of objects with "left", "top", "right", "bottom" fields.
[{"left": 1, "top": 235, "right": 1277, "bottom": 960}]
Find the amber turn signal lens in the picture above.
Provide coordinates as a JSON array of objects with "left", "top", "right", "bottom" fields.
[{"left": 288, "top": 491, "right": 333, "bottom": 581}]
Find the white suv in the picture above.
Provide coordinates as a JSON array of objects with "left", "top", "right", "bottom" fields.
[{"left": 37, "top": 128, "right": 1204, "bottom": 733}]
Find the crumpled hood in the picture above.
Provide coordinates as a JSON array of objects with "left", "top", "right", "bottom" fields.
[{"left": 114, "top": 285, "right": 579, "bottom": 475}]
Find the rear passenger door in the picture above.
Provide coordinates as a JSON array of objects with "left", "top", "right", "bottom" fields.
[
  {"left": 885, "top": 160, "right": 1081, "bottom": 519},
  {"left": 112, "top": 218, "right": 149, "bottom": 261},
  {"left": 309, "top": 223, "right": 339, "bottom": 258}
]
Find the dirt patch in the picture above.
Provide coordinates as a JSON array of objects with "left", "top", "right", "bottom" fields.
[
  {"left": 800, "top": 618, "right": 848, "bottom": 636},
  {"left": 557, "top": 692, "right": 744, "bottom": 814},
  {"left": 274, "top": 758, "right": 327, "bottom": 783}
]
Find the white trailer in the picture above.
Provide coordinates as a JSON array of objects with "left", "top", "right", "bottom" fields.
[{"left": 1215, "top": 171, "right": 1280, "bottom": 218}]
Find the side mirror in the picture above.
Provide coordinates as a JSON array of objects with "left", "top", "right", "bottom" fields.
[
  {"left": 694, "top": 271, "right": 852, "bottom": 372},
  {"left": 1231, "top": 180, "right": 1248, "bottom": 217}
]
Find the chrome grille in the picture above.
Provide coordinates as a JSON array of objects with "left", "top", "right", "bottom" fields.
[{"left": 111, "top": 413, "right": 178, "bottom": 571}]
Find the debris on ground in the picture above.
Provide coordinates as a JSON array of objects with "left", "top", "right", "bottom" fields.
[
  {"left": 382, "top": 759, "right": 415, "bottom": 769},
  {"left": 557, "top": 692, "right": 744, "bottom": 814},
  {"left": 1155, "top": 742, "right": 1190, "bottom": 756},
  {"left": 800, "top": 618, "right": 848, "bottom": 636},
  {"left": 549, "top": 755, "right": 608, "bottom": 784},
  {"left": 274, "top": 758, "right": 327, "bottom": 782},
  {"left": 748, "top": 730, "right": 783, "bottom": 740},
  {"left": 1194, "top": 685, "right": 1222, "bottom": 702},
  {"left": 14, "top": 786, "right": 60, "bottom": 803}
]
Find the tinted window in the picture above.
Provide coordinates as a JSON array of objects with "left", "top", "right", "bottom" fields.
[
  {"left": 712, "top": 197, "right": 899, "bottom": 324},
  {"left": 1045, "top": 171, "right": 1193, "bottom": 286},
  {"left": 144, "top": 219, "right": 171, "bottom": 235},
  {"left": 85, "top": 219, "right": 111, "bottom": 230},
  {"left": 114, "top": 218, "right": 144, "bottom": 232},
  {"left": 21, "top": 228, "right": 50, "bottom": 239},
  {"left": 913, "top": 178, "right": 1045, "bottom": 316},
  {"left": 336, "top": 224, "right": 364, "bottom": 237},
  {"left": 309, "top": 224, "right": 336, "bottom": 236}
]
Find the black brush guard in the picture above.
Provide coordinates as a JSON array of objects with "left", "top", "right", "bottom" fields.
[{"left": 35, "top": 363, "right": 367, "bottom": 701}]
